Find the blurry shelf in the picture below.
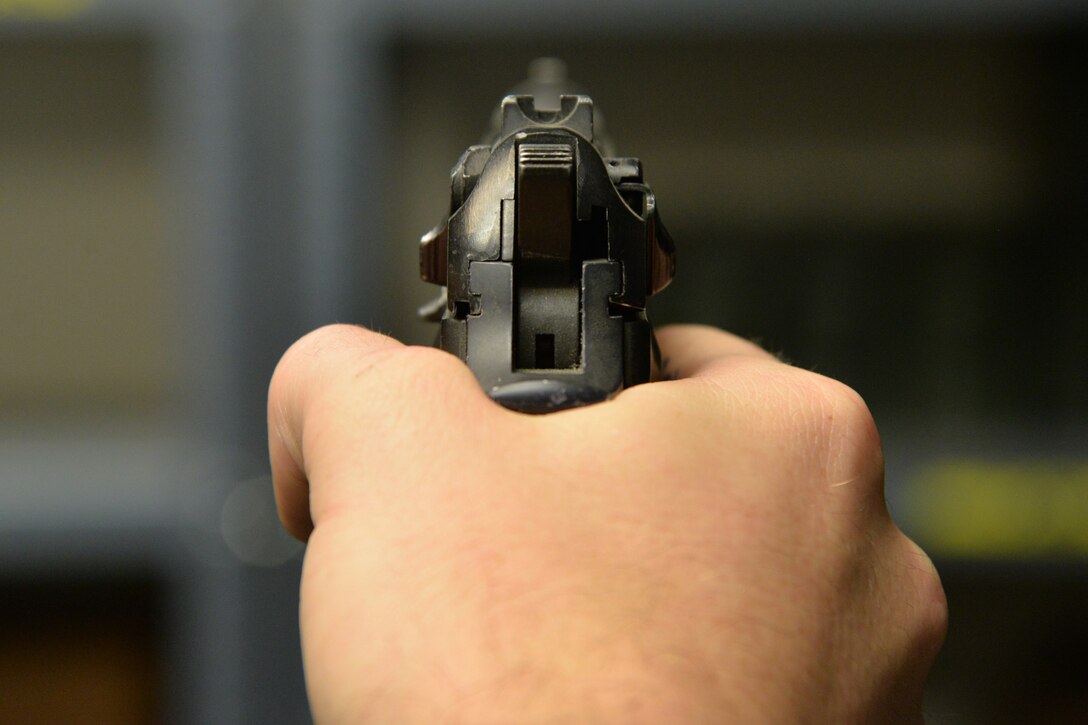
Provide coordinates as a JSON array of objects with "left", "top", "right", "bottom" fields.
[
  {"left": 0, "top": 423, "right": 186, "bottom": 535},
  {"left": 1, "top": 4, "right": 298, "bottom": 722},
  {"left": 2, "top": 3, "right": 1083, "bottom": 722},
  {"left": 883, "top": 424, "right": 1088, "bottom": 564},
  {"left": 0, "top": 0, "right": 161, "bottom": 34},
  {"left": 336, "top": 0, "right": 1088, "bottom": 34},
  {"left": 0, "top": 419, "right": 297, "bottom": 568},
  {"left": 5, "top": 0, "right": 1086, "bottom": 36},
  {"left": 0, "top": 0, "right": 243, "bottom": 36}
]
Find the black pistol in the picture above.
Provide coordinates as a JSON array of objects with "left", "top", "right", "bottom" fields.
[{"left": 419, "top": 59, "right": 675, "bottom": 414}]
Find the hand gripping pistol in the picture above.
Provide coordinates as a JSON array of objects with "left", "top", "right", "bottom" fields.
[{"left": 418, "top": 59, "right": 675, "bottom": 414}]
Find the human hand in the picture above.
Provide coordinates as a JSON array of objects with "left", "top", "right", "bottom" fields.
[{"left": 268, "top": 323, "right": 946, "bottom": 723}]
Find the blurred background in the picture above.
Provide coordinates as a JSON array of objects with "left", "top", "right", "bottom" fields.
[{"left": 1, "top": 0, "right": 1085, "bottom": 722}]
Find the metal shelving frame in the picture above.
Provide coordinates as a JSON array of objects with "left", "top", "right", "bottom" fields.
[{"left": 2, "top": 2, "right": 300, "bottom": 722}]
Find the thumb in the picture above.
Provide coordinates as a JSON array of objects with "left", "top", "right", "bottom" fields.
[{"left": 267, "top": 324, "right": 491, "bottom": 539}]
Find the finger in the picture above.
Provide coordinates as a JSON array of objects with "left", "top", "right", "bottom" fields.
[{"left": 655, "top": 324, "right": 777, "bottom": 380}]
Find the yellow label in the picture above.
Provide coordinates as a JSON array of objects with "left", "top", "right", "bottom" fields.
[
  {"left": 904, "top": 460, "right": 1088, "bottom": 558},
  {"left": 0, "top": 0, "right": 92, "bottom": 19}
]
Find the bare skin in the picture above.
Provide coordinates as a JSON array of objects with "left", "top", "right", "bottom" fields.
[{"left": 268, "top": 323, "right": 946, "bottom": 724}]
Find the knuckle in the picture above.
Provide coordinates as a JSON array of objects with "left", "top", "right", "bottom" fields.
[
  {"left": 900, "top": 535, "right": 949, "bottom": 657},
  {"left": 803, "top": 374, "right": 884, "bottom": 480},
  {"left": 813, "top": 375, "right": 878, "bottom": 441}
]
